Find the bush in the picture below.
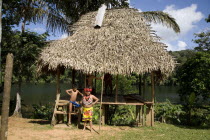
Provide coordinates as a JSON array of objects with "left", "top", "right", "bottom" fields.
[
  {"left": 155, "top": 99, "right": 185, "bottom": 124},
  {"left": 92, "top": 104, "right": 136, "bottom": 125},
  {"left": 32, "top": 103, "right": 53, "bottom": 120}
]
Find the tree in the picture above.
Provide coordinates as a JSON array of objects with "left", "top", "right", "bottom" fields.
[
  {"left": 141, "top": 11, "right": 180, "bottom": 33},
  {"left": 178, "top": 52, "right": 210, "bottom": 103},
  {"left": 0, "top": 53, "right": 13, "bottom": 140},
  {"left": 0, "top": 0, "right": 2, "bottom": 90},
  {"left": 205, "top": 14, "right": 210, "bottom": 23},
  {"left": 1, "top": 28, "right": 48, "bottom": 116},
  {"left": 193, "top": 31, "right": 210, "bottom": 52}
]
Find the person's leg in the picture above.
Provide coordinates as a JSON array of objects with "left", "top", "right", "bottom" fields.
[
  {"left": 68, "top": 103, "right": 72, "bottom": 125},
  {"left": 83, "top": 121, "right": 87, "bottom": 130},
  {"left": 89, "top": 121, "right": 93, "bottom": 132}
]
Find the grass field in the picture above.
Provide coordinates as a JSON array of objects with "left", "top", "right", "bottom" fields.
[{"left": 97, "top": 123, "right": 210, "bottom": 140}]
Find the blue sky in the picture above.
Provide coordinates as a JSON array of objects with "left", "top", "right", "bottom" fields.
[{"left": 18, "top": 0, "right": 210, "bottom": 51}]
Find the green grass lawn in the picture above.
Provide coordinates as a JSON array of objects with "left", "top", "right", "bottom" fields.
[{"left": 93, "top": 122, "right": 210, "bottom": 140}]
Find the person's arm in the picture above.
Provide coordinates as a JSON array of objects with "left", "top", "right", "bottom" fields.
[
  {"left": 66, "top": 89, "right": 72, "bottom": 95},
  {"left": 77, "top": 90, "right": 83, "bottom": 97},
  {"left": 91, "top": 95, "right": 99, "bottom": 105}
]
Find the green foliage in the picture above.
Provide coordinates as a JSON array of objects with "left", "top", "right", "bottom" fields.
[
  {"left": 1, "top": 28, "right": 48, "bottom": 83},
  {"left": 92, "top": 104, "right": 100, "bottom": 124},
  {"left": 206, "top": 14, "right": 210, "bottom": 22},
  {"left": 92, "top": 105, "right": 135, "bottom": 125},
  {"left": 32, "top": 104, "right": 53, "bottom": 120},
  {"left": 44, "top": 0, "right": 129, "bottom": 33},
  {"left": 193, "top": 31, "right": 210, "bottom": 52},
  {"left": 182, "top": 105, "right": 210, "bottom": 126},
  {"left": 95, "top": 75, "right": 138, "bottom": 95},
  {"left": 141, "top": 11, "right": 180, "bottom": 33},
  {"left": 110, "top": 105, "right": 136, "bottom": 125},
  {"left": 178, "top": 52, "right": 210, "bottom": 103},
  {"left": 155, "top": 100, "right": 185, "bottom": 124}
]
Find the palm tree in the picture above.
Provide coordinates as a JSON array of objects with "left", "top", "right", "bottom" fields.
[{"left": 141, "top": 11, "right": 180, "bottom": 33}]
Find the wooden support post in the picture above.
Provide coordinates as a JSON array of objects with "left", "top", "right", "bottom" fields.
[
  {"left": 0, "top": 53, "right": 13, "bottom": 140},
  {"left": 135, "top": 105, "right": 141, "bottom": 126},
  {"left": 151, "top": 72, "right": 155, "bottom": 103},
  {"left": 105, "top": 105, "right": 109, "bottom": 124},
  {"left": 143, "top": 74, "right": 146, "bottom": 99},
  {"left": 84, "top": 74, "right": 86, "bottom": 88},
  {"left": 95, "top": 71, "right": 97, "bottom": 92},
  {"left": 146, "top": 105, "right": 152, "bottom": 126},
  {"left": 115, "top": 75, "right": 118, "bottom": 102},
  {"left": 72, "top": 69, "right": 76, "bottom": 87},
  {"left": 101, "top": 104, "right": 105, "bottom": 125},
  {"left": 77, "top": 107, "right": 82, "bottom": 128},
  {"left": 151, "top": 72, "right": 155, "bottom": 126},
  {"left": 56, "top": 68, "right": 61, "bottom": 94},
  {"left": 145, "top": 72, "right": 155, "bottom": 126},
  {"left": 51, "top": 68, "right": 61, "bottom": 125},
  {"left": 142, "top": 105, "right": 146, "bottom": 126},
  {"left": 140, "top": 105, "right": 143, "bottom": 125},
  {"left": 99, "top": 74, "right": 104, "bottom": 132},
  {"left": 139, "top": 75, "right": 142, "bottom": 95}
]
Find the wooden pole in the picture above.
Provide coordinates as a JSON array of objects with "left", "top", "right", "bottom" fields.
[
  {"left": 84, "top": 74, "right": 86, "bottom": 88},
  {"left": 0, "top": 0, "right": 2, "bottom": 87},
  {"left": 151, "top": 72, "right": 155, "bottom": 126},
  {"left": 115, "top": 75, "right": 118, "bottom": 102},
  {"left": 95, "top": 71, "right": 97, "bottom": 92},
  {"left": 0, "top": 53, "right": 14, "bottom": 140},
  {"left": 99, "top": 74, "right": 104, "bottom": 132},
  {"left": 139, "top": 74, "right": 142, "bottom": 96},
  {"left": 56, "top": 68, "right": 61, "bottom": 94},
  {"left": 143, "top": 74, "right": 146, "bottom": 99},
  {"left": 151, "top": 72, "right": 155, "bottom": 103},
  {"left": 72, "top": 69, "right": 76, "bottom": 87}
]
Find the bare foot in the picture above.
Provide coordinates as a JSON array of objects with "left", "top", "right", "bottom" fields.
[{"left": 83, "top": 127, "right": 85, "bottom": 131}]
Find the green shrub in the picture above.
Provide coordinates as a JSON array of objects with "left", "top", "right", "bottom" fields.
[
  {"left": 155, "top": 99, "right": 185, "bottom": 124},
  {"left": 32, "top": 103, "right": 53, "bottom": 120},
  {"left": 92, "top": 105, "right": 135, "bottom": 125}
]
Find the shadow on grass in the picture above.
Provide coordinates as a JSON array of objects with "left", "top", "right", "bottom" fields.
[
  {"left": 173, "top": 124, "right": 210, "bottom": 130},
  {"left": 156, "top": 121, "right": 210, "bottom": 130},
  {"left": 29, "top": 120, "right": 51, "bottom": 125}
]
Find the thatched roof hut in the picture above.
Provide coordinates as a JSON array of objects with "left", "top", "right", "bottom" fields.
[{"left": 38, "top": 8, "right": 175, "bottom": 76}]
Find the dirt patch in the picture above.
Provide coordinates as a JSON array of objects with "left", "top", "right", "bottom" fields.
[{"left": 6, "top": 117, "right": 137, "bottom": 140}]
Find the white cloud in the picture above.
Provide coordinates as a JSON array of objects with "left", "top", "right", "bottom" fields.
[
  {"left": 151, "top": 4, "right": 204, "bottom": 51},
  {"left": 138, "top": 9, "right": 142, "bottom": 12},
  {"left": 32, "top": 27, "right": 46, "bottom": 33},
  {"left": 165, "top": 41, "right": 187, "bottom": 51},
  {"left": 60, "top": 33, "right": 68, "bottom": 39},
  {"left": 177, "top": 41, "right": 187, "bottom": 50}
]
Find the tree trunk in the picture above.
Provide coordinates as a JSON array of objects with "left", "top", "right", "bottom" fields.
[
  {"left": 12, "top": 76, "right": 22, "bottom": 117},
  {"left": 12, "top": 92, "right": 22, "bottom": 117},
  {"left": 0, "top": 53, "right": 14, "bottom": 140},
  {"left": 0, "top": 0, "right": 2, "bottom": 88},
  {"left": 12, "top": 19, "right": 26, "bottom": 118}
]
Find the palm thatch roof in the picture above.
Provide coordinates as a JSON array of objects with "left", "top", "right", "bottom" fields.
[{"left": 38, "top": 8, "right": 175, "bottom": 76}]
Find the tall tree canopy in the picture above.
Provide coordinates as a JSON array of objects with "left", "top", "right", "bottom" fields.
[
  {"left": 178, "top": 52, "right": 210, "bottom": 103},
  {"left": 193, "top": 31, "right": 210, "bottom": 52}
]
